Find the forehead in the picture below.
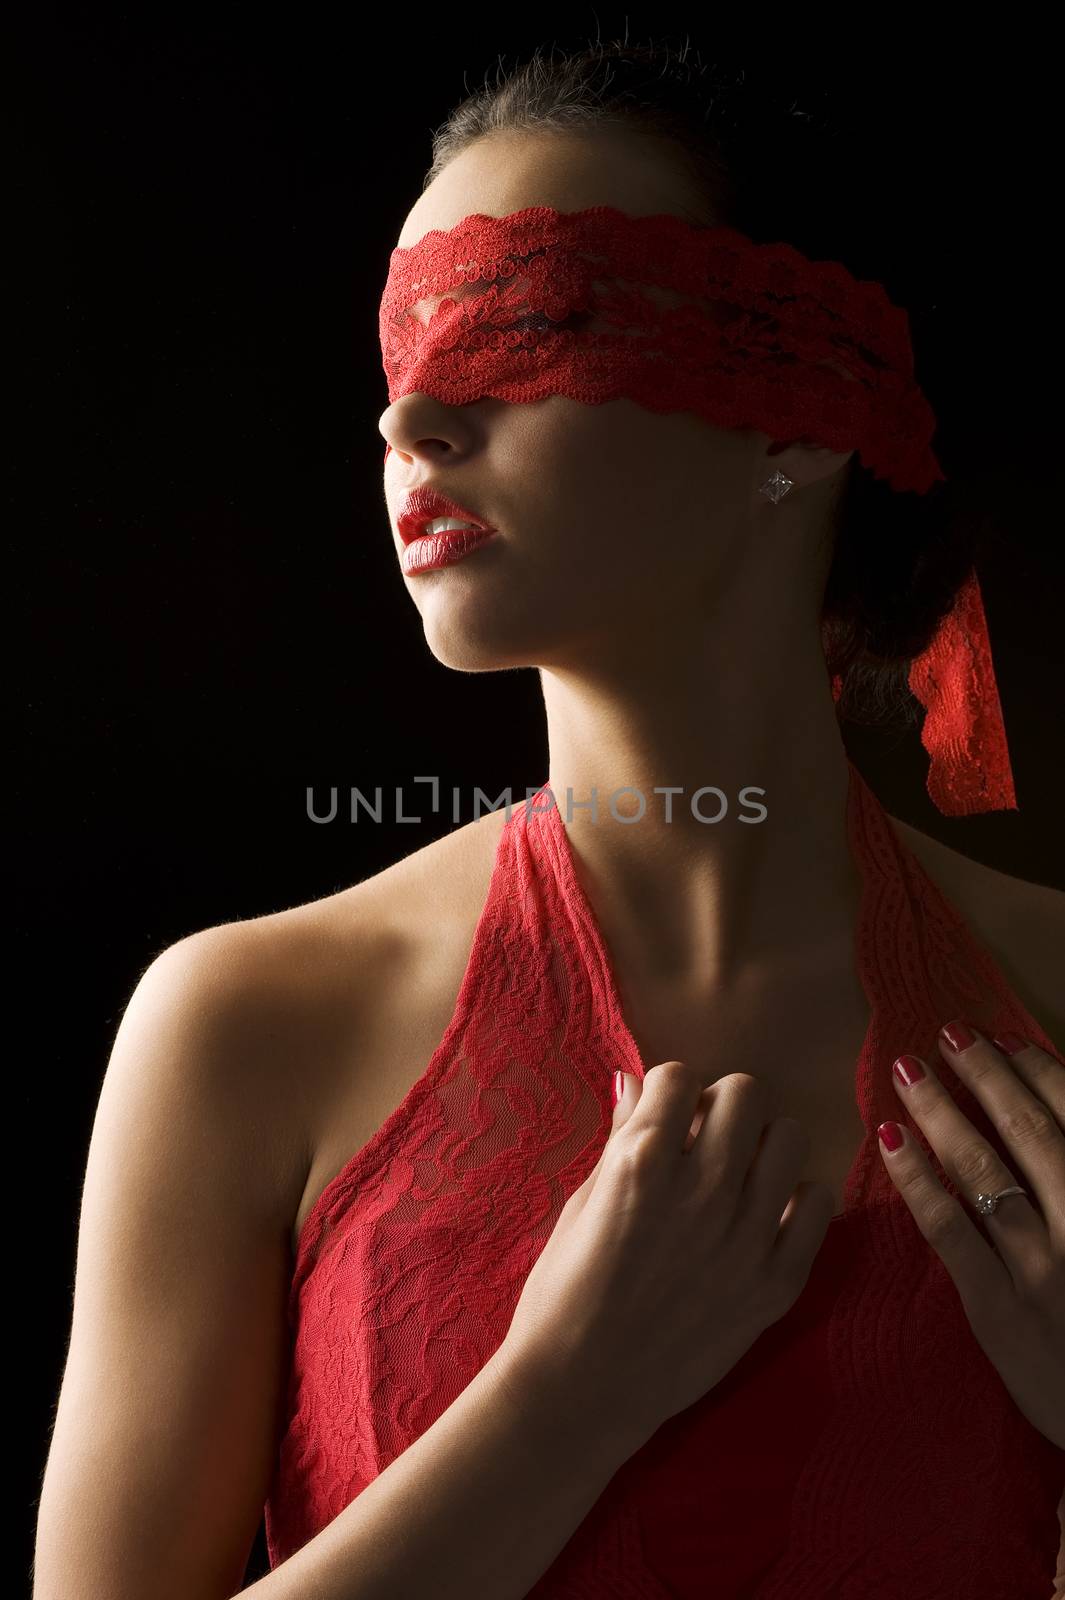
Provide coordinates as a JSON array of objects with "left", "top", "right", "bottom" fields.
[{"left": 396, "top": 128, "right": 705, "bottom": 251}]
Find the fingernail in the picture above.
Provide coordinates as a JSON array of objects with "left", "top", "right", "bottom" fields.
[
  {"left": 940, "top": 1018, "right": 976, "bottom": 1053},
  {"left": 992, "top": 1030, "right": 1027, "bottom": 1055},
  {"left": 878, "top": 1120, "right": 904, "bottom": 1152},
  {"left": 614, "top": 1070, "right": 625, "bottom": 1106},
  {"left": 892, "top": 1054, "right": 926, "bottom": 1088}
]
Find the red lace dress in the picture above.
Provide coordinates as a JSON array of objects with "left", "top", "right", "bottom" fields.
[{"left": 263, "top": 759, "right": 1065, "bottom": 1597}]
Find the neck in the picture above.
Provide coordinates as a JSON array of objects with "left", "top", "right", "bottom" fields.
[{"left": 539, "top": 606, "right": 862, "bottom": 998}]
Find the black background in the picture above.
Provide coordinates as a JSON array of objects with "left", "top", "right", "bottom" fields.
[{"left": 15, "top": 10, "right": 1064, "bottom": 1590}]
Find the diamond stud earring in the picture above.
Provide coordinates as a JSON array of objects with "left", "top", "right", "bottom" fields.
[{"left": 758, "top": 470, "right": 796, "bottom": 504}]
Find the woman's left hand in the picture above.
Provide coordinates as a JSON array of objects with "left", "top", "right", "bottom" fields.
[{"left": 878, "top": 1018, "right": 1065, "bottom": 1450}]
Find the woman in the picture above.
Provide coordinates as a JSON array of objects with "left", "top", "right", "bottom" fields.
[{"left": 34, "top": 41, "right": 1065, "bottom": 1600}]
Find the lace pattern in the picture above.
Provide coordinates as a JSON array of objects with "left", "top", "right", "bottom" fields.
[{"left": 908, "top": 568, "right": 1019, "bottom": 816}]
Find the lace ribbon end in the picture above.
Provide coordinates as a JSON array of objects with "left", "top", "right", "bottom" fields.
[{"left": 908, "top": 570, "right": 1018, "bottom": 816}]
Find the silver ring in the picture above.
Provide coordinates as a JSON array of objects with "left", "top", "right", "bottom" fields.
[{"left": 973, "top": 1185, "right": 1029, "bottom": 1216}]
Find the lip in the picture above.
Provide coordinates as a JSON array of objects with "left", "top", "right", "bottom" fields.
[
  {"left": 397, "top": 486, "right": 496, "bottom": 546},
  {"left": 401, "top": 524, "right": 498, "bottom": 575}
]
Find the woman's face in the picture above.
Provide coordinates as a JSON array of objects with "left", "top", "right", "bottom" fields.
[{"left": 379, "top": 128, "right": 845, "bottom": 675}]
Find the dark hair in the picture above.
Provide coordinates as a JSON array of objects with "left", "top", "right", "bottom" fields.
[{"left": 423, "top": 38, "right": 986, "bottom": 728}]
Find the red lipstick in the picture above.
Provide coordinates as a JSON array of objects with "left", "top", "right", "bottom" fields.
[
  {"left": 401, "top": 524, "right": 498, "bottom": 575},
  {"left": 397, "top": 486, "right": 495, "bottom": 546}
]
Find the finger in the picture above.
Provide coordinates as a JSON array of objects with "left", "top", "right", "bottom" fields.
[
  {"left": 935, "top": 1020, "right": 1065, "bottom": 1232},
  {"left": 612, "top": 1068, "right": 642, "bottom": 1127},
  {"left": 892, "top": 1047, "right": 1025, "bottom": 1208},
  {"left": 991, "top": 1029, "right": 1065, "bottom": 1133},
  {"left": 681, "top": 1085, "right": 713, "bottom": 1155},
  {"left": 626, "top": 1060, "right": 705, "bottom": 1161},
  {"left": 877, "top": 1119, "right": 1014, "bottom": 1328}
]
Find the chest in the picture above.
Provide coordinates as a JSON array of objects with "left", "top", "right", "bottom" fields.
[{"left": 293, "top": 926, "right": 873, "bottom": 1256}]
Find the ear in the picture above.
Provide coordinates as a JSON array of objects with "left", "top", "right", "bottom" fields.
[{"left": 764, "top": 436, "right": 855, "bottom": 492}]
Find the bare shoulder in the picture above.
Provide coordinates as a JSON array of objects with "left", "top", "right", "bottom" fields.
[
  {"left": 152, "top": 803, "right": 512, "bottom": 1213},
  {"left": 173, "top": 797, "right": 504, "bottom": 1001},
  {"left": 887, "top": 813, "right": 1065, "bottom": 1051}
]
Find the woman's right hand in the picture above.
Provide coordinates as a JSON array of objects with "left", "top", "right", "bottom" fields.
[{"left": 496, "top": 1061, "right": 836, "bottom": 1449}]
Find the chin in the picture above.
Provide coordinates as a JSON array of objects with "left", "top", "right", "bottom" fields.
[
  {"left": 419, "top": 609, "right": 554, "bottom": 674},
  {"left": 424, "top": 632, "right": 533, "bottom": 674}
]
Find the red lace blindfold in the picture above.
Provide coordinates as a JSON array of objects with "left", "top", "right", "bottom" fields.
[{"left": 379, "top": 206, "right": 1017, "bottom": 815}]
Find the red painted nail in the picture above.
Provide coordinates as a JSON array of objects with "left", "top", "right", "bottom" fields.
[
  {"left": 940, "top": 1018, "right": 976, "bottom": 1053},
  {"left": 992, "top": 1031, "right": 1027, "bottom": 1055},
  {"left": 892, "top": 1054, "right": 926, "bottom": 1088},
  {"left": 878, "top": 1121, "right": 904, "bottom": 1152}
]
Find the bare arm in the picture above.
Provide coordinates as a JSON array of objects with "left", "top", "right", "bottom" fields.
[
  {"left": 244, "top": 1344, "right": 640, "bottom": 1600},
  {"left": 33, "top": 925, "right": 315, "bottom": 1600}
]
